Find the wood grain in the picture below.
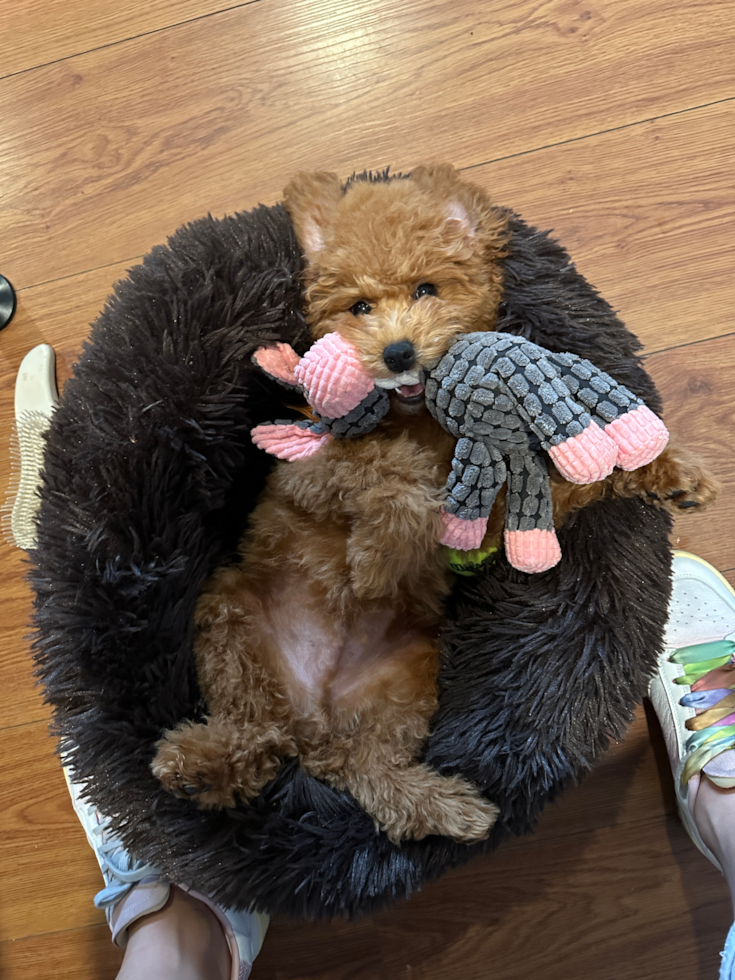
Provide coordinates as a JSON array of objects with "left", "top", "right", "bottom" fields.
[
  {"left": 2, "top": 0, "right": 733, "bottom": 290},
  {"left": 372, "top": 817, "right": 731, "bottom": 980},
  {"left": 646, "top": 334, "right": 735, "bottom": 573},
  {"left": 473, "top": 102, "right": 735, "bottom": 356},
  {"left": 1, "top": 0, "right": 240, "bottom": 79},
  {"left": 0, "top": 544, "right": 49, "bottom": 728},
  {"left": 0, "top": 925, "right": 123, "bottom": 980},
  {"left": 256, "top": 915, "right": 387, "bottom": 980},
  {"left": 0, "top": 722, "right": 110, "bottom": 942},
  {"left": 1, "top": 0, "right": 734, "bottom": 975}
]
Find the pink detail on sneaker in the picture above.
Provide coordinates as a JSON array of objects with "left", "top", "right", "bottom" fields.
[
  {"left": 504, "top": 528, "right": 562, "bottom": 573},
  {"left": 294, "top": 332, "right": 374, "bottom": 418},
  {"left": 692, "top": 664, "right": 735, "bottom": 691},
  {"left": 109, "top": 877, "right": 171, "bottom": 948},
  {"left": 251, "top": 343, "right": 301, "bottom": 386},
  {"left": 251, "top": 424, "right": 333, "bottom": 460},
  {"left": 547, "top": 421, "right": 617, "bottom": 484},
  {"left": 604, "top": 404, "right": 669, "bottom": 470},
  {"left": 440, "top": 512, "right": 488, "bottom": 550}
]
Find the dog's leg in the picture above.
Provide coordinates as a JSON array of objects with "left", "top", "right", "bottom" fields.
[
  {"left": 550, "top": 436, "right": 719, "bottom": 525},
  {"left": 302, "top": 652, "right": 498, "bottom": 845},
  {"left": 151, "top": 716, "right": 294, "bottom": 809},
  {"left": 152, "top": 563, "right": 297, "bottom": 809},
  {"left": 608, "top": 438, "right": 720, "bottom": 514},
  {"left": 303, "top": 734, "right": 498, "bottom": 844}
]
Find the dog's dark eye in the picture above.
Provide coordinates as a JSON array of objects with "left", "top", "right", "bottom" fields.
[
  {"left": 414, "top": 283, "right": 437, "bottom": 299},
  {"left": 350, "top": 300, "right": 372, "bottom": 317}
]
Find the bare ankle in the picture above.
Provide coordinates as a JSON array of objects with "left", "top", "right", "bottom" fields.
[
  {"left": 688, "top": 774, "right": 735, "bottom": 914},
  {"left": 117, "top": 886, "right": 231, "bottom": 980}
]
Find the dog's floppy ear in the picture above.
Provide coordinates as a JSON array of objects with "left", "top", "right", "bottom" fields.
[
  {"left": 444, "top": 201, "right": 476, "bottom": 239},
  {"left": 283, "top": 171, "right": 343, "bottom": 259},
  {"left": 410, "top": 163, "right": 477, "bottom": 240}
]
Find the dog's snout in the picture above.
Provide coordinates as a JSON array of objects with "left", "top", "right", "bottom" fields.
[{"left": 383, "top": 341, "right": 416, "bottom": 374}]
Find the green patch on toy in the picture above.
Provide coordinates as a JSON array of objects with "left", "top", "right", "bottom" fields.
[{"left": 446, "top": 544, "right": 499, "bottom": 576}]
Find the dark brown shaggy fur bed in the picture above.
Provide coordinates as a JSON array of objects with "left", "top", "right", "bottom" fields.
[{"left": 28, "top": 178, "right": 712, "bottom": 918}]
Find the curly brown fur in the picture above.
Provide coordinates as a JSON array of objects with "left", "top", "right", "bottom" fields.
[{"left": 152, "top": 163, "right": 714, "bottom": 843}]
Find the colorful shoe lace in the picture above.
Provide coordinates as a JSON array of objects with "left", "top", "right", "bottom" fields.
[
  {"left": 649, "top": 552, "right": 735, "bottom": 872},
  {"left": 65, "top": 766, "right": 268, "bottom": 978}
]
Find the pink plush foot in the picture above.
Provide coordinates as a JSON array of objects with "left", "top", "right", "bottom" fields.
[
  {"left": 504, "top": 528, "right": 562, "bottom": 573},
  {"left": 294, "top": 332, "right": 375, "bottom": 418},
  {"left": 604, "top": 404, "right": 669, "bottom": 470},
  {"left": 548, "top": 421, "right": 618, "bottom": 484},
  {"left": 251, "top": 423, "right": 333, "bottom": 460},
  {"left": 440, "top": 512, "right": 488, "bottom": 550},
  {"left": 251, "top": 342, "right": 301, "bottom": 386}
]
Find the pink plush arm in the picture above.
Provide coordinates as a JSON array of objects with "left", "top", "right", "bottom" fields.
[
  {"left": 293, "top": 333, "right": 375, "bottom": 418},
  {"left": 252, "top": 343, "right": 302, "bottom": 386}
]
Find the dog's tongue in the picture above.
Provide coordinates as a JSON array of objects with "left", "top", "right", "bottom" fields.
[{"left": 397, "top": 382, "right": 424, "bottom": 399}]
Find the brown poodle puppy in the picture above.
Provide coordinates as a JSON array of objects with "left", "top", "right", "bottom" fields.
[{"left": 152, "top": 164, "right": 717, "bottom": 844}]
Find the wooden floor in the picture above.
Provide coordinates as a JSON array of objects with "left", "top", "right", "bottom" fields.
[{"left": 1, "top": 1, "right": 734, "bottom": 977}]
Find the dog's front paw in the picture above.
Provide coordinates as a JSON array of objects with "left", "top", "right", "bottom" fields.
[{"left": 644, "top": 458, "right": 721, "bottom": 515}]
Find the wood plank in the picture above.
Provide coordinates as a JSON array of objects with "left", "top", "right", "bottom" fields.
[
  {"left": 645, "top": 334, "right": 735, "bottom": 574},
  {"left": 473, "top": 101, "right": 735, "bottom": 356},
  {"left": 373, "top": 815, "right": 731, "bottom": 980},
  {"left": 2, "top": 0, "right": 239, "bottom": 79},
  {"left": 0, "top": 546, "right": 50, "bottom": 728},
  {"left": 1, "top": 0, "right": 734, "bottom": 289},
  {"left": 0, "top": 925, "right": 123, "bottom": 980},
  {"left": 0, "top": 265, "right": 133, "bottom": 727},
  {"left": 501, "top": 708, "right": 677, "bottom": 853},
  {"left": 0, "top": 100, "right": 731, "bottom": 396},
  {"left": 0, "top": 722, "right": 109, "bottom": 942},
  {"left": 256, "top": 916, "right": 387, "bottom": 980}
]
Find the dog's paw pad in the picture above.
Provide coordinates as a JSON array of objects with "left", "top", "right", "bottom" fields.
[{"left": 666, "top": 483, "right": 714, "bottom": 511}]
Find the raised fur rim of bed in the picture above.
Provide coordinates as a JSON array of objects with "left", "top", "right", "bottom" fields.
[{"left": 29, "top": 197, "right": 671, "bottom": 919}]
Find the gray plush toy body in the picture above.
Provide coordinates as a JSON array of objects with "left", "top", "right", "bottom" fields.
[{"left": 252, "top": 331, "right": 669, "bottom": 573}]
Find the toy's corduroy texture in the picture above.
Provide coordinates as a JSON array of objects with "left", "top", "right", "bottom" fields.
[{"left": 29, "top": 203, "right": 672, "bottom": 919}]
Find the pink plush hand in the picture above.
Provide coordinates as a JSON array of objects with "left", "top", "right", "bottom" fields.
[
  {"left": 504, "top": 528, "right": 562, "bottom": 574},
  {"left": 604, "top": 404, "right": 669, "bottom": 470},
  {"left": 548, "top": 421, "right": 618, "bottom": 484},
  {"left": 294, "top": 333, "right": 375, "bottom": 418},
  {"left": 251, "top": 343, "right": 301, "bottom": 386},
  {"left": 440, "top": 512, "right": 488, "bottom": 551},
  {"left": 251, "top": 423, "right": 333, "bottom": 460}
]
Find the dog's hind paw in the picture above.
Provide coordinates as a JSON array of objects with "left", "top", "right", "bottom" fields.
[
  {"left": 151, "top": 723, "right": 242, "bottom": 809},
  {"left": 382, "top": 775, "right": 499, "bottom": 844},
  {"left": 151, "top": 719, "right": 290, "bottom": 810}
]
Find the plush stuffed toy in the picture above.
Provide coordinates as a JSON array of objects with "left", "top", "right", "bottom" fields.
[{"left": 251, "top": 331, "right": 669, "bottom": 573}]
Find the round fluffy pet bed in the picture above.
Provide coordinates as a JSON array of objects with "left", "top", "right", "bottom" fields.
[{"left": 30, "top": 196, "right": 672, "bottom": 919}]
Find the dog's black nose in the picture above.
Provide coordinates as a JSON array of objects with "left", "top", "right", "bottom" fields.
[{"left": 383, "top": 341, "right": 416, "bottom": 373}]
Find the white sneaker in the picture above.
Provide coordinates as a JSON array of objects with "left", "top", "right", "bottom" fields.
[
  {"left": 65, "top": 762, "right": 269, "bottom": 975},
  {"left": 648, "top": 551, "right": 735, "bottom": 872}
]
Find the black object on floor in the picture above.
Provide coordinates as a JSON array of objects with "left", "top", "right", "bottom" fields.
[
  {"left": 28, "top": 194, "right": 672, "bottom": 919},
  {"left": 0, "top": 274, "right": 16, "bottom": 330}
]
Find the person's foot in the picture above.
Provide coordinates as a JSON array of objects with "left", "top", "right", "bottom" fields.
[{"left": 648, "top": 551, "right": 735, "bottom": 899}]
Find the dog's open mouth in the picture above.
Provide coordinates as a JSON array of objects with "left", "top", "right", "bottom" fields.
[{"left": 394, "top": 382, "right": 425, "bottom": 404}]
